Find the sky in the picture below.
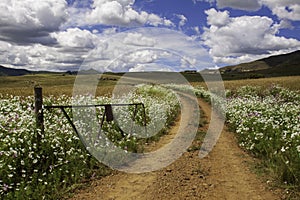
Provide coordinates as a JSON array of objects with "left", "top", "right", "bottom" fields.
[{"left": 0, "top": 0, "right": 300, "bottom": 72}]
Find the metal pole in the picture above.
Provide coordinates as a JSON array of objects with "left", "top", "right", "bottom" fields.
[{"left": 34, "top": 86, "right": 44, "bottom": 144}]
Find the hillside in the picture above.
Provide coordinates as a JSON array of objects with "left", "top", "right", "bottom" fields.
[
  {"left": 0, "top": 65, "right": 31, "bottom": 76},
  {"left": 220, "top": 50, "right": 300, "bottom": 79},
  {"left": 1, "top": 50, "right": 300, "bottom": 79},
  {"left": 0, "top": 65, "right": 64, "bottom": 76}
]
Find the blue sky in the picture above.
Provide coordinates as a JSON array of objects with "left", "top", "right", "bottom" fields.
[{"left": 0, "top": 0, "right": 300, "bottom": 72}]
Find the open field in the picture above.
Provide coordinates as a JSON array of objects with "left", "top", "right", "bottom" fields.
[
  {"left": 191, "top": 75, "right": 300, "bottom": 91},
  {"left": 222, "top": 75, "right": 300, "bottom": 91},
  {"left": 0, "top": 74, "right": 117, "bottom": 96},
  {"left": 0, "top": 83, "right": 180, "bottom": 199},
  {"left": 0, "top": 74, "right": 299, "bottom": 96},
  {"left": 0, "top": 74, "right": 299, "bottom": 199}
]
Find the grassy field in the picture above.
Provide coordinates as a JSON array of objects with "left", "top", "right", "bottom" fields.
[
  {"left": 223, "top": 76, "right": 300, "bottom": 91},
  {"left": 0, "top": 73, "right": 299, "bottom": 96},
  {"left": 0, "top": 81, "right": 180, "bottom": 199},
  {"left": 0, "top": 74, "right": 118, "bottom": 96},
  {"left": 190, "top": 75, "right": 300, "bottom": 91},
  {"left": 0, "top": 73, "right": 299, "bottom": 199}
]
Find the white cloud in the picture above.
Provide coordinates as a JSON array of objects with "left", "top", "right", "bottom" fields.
[
  {"left": 193, "top": 26, "right": 201, "bottom": 35},
  {"left": 262, "top": 0, "right": 300, "bottom": 21},
  {"left": 83, "top": 0, "right": 173, "bottom": 27},
  {"left": 122, "top": 50, "right": 159, "bottom": 64},
  {"left": 197, "top": 0, "right": 300, "bottom": 21},
  {"left": 272, "top": 19, "right": 294, "bottom": 33},
  {"left": 102, "top": 28, "right": 118, "bottom": 35},
  {"left": 0, "top": 1, "right": 180, "bottom": 72},
  {"left": 177, "top": 14, "right": 188, "bottom": 27},
  {"left": 180, "top": 56, "right": 197, "bottom": 69},
  {"left": 51, "top": 28, "right": 100, "bottom": 49},
  {"left": 205, "top": 8, "right": 230, "bottom": 27},
  {"left": 202, "top": 9, "right": 300, "bottom": 65},
  {"left": 79, "top": 28, "right": 214, "bottom": 72},
  {"left": 123, "top": 33, "right": 157, "bottom": 46},
  {"left": 0, "top": 0, "right": 68, "bottom": 44},
  {"left": 129, "top": 63, "right": 173, "bottom": 72},
  {"left": 0, "top": 42, "right": 83, "bottom": 71}
]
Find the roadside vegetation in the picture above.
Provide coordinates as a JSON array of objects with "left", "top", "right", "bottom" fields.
[
  {"left": 0, "top": 84, "right": 179, "bottom": 199},
  {"left": 193, "top": 84, "right": 300, "bottom": 198},
  {"left": 0, "top": 74, "right": 299, "bottom": 199}
]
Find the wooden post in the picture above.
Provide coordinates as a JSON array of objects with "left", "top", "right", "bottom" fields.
[
  {"left": 105, "top": 105, "right": 114, "bottom": 122},
  {"left": 34, "top": 86, "right": 44, "bottom": 143}
]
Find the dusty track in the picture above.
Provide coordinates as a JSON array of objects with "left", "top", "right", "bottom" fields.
[{"left": 70, "top": 98, "right": 279, "bottom": 200}]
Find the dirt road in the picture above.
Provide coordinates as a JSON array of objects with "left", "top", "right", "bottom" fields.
[{"left": 70, "top": 98, "right": 279, "bottom": 200}]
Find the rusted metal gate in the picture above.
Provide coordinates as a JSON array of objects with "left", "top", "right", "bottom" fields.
[{"left": 34, "top": 87, "right": 147, "bottom": 139}]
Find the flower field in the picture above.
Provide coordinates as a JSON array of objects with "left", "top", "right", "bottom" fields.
[
  {"left": 193, "top": 84, "right": 300, "bottom": 187},
  {"left": 226, "top": 85, "right": 300, "bottom": 186},
  {"left": 1, "top": 81, "right": 299, "bottom": 199},
  {"left": 169, "top": 83, "right": 300, "bottom": 188},
  {"left": 0, "top": 85, "right": 179, "bottom": 199}
]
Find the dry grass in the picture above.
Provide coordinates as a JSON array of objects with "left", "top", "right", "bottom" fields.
[
  {"left": 0, "top": 74, "right": 119, "bottom": 96},
  {"left": 0, "top": 74, "right": 299, "bottom": 97},
  {"left": 192, "top": 76, "right": 300, "bottom": 91},
  {"left": 223, "top": 76, "right": 300, "bottom": 91}
]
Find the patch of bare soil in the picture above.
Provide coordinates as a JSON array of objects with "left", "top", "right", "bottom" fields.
[{"left": 69, "top": 98, "right": 279, "bottom": 200}]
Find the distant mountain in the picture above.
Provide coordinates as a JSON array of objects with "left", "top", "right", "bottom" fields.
[
  {"left": 220, "top": 50, "right": 300, "bottom": 79},
  {"left": 1, "top": 50, "right": 300, "bottom": 78},
  {"left": 0, "top": 65, "right": 64, "bottom": 76},
  {"left": 0, "top": 65, "right": 31, "bottom": 76}
]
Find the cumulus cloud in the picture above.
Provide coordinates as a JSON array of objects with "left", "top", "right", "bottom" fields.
[
  {"left": 0, "top": 41, "right": 86, "bottom": 71},
  {"left": 202, "top": 8, "right": 300, "bottom": 65},
  {"left": 0, "top": 0, "right": 68, "bottom": 44},
  {"left": 197, "top": 0, "right": 300, "bottom": 21},
  {"left": 262, "top": 0, "right": 300, "bottom": 21},
  {"left": 205, "top": 8, "right": 230, "bottom": 27},
  {"left": 102, "top": 28, "right": 118, "bottom": 35},
  {"left": 123, "top": 33, "right": 157, "bottom": 46},
  {"left": 122, "top": 50, "right": 159, "bottom": 64},
  {"left": 79, "top": 28, "right": 213, "bottom": 72},
  {"left": 83, "top": 0, "right": 173, "bottom": 27},
  {"left": 51, "top": 28, "right": 100, "bottom": 49},
  {"left": 0, "top": 1, "right": 177, "bottom": 71}
]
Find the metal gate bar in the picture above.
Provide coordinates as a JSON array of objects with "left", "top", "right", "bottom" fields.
[
  {"left": 44, "top": 103, "right": 147, "bottom": 138},
  {"left": 34, "top": 87, "right": 147, "bottom": 146}
]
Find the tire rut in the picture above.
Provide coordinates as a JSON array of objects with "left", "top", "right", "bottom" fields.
[{"left": 69, "top": 97, "right": 279, "bottom": 200}]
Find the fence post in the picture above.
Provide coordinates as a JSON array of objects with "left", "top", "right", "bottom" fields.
[{"left": 34, "top": 86, "right": 44, "bottom": 143}]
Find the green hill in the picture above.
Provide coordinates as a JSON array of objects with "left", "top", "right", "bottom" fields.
[
  {"left": 0, "top": 65, "right": 31, "bottom": 76},
  {"left": 220, "top": 50, "right": 300, "bottom": 79}
]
